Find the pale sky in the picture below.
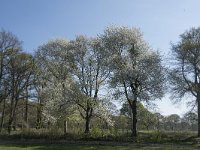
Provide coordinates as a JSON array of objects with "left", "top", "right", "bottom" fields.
[{"left": 1, "top": 0, "right": 200, "bottom": 116}]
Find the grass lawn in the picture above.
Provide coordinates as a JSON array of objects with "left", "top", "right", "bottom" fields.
[{"left": 0, "top": 145, "right": 199, "bottom": 150}]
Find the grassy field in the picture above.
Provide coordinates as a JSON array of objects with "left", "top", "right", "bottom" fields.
[
  {"left": 0, "top": 130, "right": 199, "bottom": 150},
  {"left": 0, "top": 145, "right": 199, "bottom": 150}
]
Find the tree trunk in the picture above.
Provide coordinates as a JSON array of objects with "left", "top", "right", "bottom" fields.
[
  {"left": 64, "top": 120, "right": 67, "bottom": 135},
  {"left": 0, "top": 98, "right": 6, "bottom": 132},
  {"left": 8, "top": 78, "right": 15, "bottom": 134},
  {"left": 8, "top": 115, "right": 13, "bottom": 134},
  {"left": 197, "top": 92, "right": 200, "bottom": 137},
  {"left": 85, "top": 116, "right": 90, "bottom": 133},
  {"left": 8, "top": 104, "right": 14, "bottom": 134},
  {"left": 146, "top": 125, "right": 149, "bottom": 131},
  {"left": 8, "top": 108, "right": 17, "bottom": 133},
  {"left": 24, "top": 86, "right": 28, "bottom": 128},
  {"left": 13, "top": 116, "right": 17, "bottom": 131},
  {"left": 36, "top": 100, "right": 42, "bottom": 129},
  {"left": 131, "top": 100, "right": 137, "bottom": 139},
  {"left": 36, "top": 107, "right": 42, "bottom": 129},
  {"left": 8, "top": 97, "right": 18, "bottom": 134}
]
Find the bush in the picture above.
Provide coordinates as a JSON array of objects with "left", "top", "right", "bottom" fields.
[
  {"left": 20, "top": 128, "right": 63, "bottom": 139},
  {"left": 0, "top": 128, "right": 197, "bottom": 144}
]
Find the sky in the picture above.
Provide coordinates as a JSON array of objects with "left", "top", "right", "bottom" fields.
[{"left": 1, "top": 0, "right": 200, "bottom": 116}]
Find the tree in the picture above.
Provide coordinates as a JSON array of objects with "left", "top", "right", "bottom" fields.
[
  {"left": 0, "top": 30, "right": 22, "bottom": 101},
  {"left": 154, "top": 112, "right": 164, "bottom": 131},
  {"left": 35, "top": 39, "right": 75, "bottom": 132},
  {"left": 169, "top": 27, "right": 200, "bottom": 136},
  {"left": 7, "top": 51, "right": 34, "bottom": 133},
  {"left": 102, "top": 26, "right": 165, "bottom": 139},
  {"left": 0, "top": 30, "right": 22, "bottom": 132},
  {"left": 71, "top": 36, "right": 110, "bottom": 133},
  {"left": 183, "top": 112, "right": 198, "bottom": 131},
  {"left": 164, "top": 114, "right": 180, "bottom": 131},
  {"left": 138, "top": 105, "right": 156, "bottom": 131},
  {"left": 120, "top": 102, "right": 132, "bottom": 118},
  {"left": 120, "top": 102, "right": 157, "bottom": 131}
]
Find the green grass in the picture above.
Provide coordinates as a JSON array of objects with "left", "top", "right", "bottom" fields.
[
  {"left": 0, "top": 130, "right": 199, "bottom": 150},
  {"left": 0, "top": 145, "right": 199, "bottom": 150}
]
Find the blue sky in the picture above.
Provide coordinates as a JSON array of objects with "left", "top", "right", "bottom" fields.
[{"left": 1, "top": 0, "right": 200, "bottom": 116}]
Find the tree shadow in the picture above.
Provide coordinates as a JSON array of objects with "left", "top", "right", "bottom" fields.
[{"left": 0, "top": 144, "right": 198, "bottom": 150}]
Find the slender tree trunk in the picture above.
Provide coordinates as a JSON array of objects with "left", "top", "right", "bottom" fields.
[
  {"left": 85, "top": 117, "right": 90, "bottom": 133},
  {"left": 36, "top": 98, "right": 42, "bottom": 129},
  {"left": 8, "top": 76, "right": 15, "bottom": 134},
  {"left": 36, "top": 106, "right": 42, "bottom": 129},
  {"left": 64, "top": 120, "right": 67, "bottom": 135},
  {"left": 8, "top": 97, "right": 18, "bottom": 134},
  {"left": 146, "top": 125, "right": 149, "bottom": 131},
  {"left": 8, "top": 105, "right": 17, "bottom": 133},
  {"left": 0, "top": 98, "right": 6, "bottom": 132},
  {"left": 8, "top": 113, "right": 13, "bottom": 134},
  {"left": 8, "top": 101, "right": 14, "bottom": 134},
  {"left": 131, "top": 100, "right": 137, "bottom": 139},
  {"left": 197, "top": 92, "right": 200, "bottom": 137},
  {"left": 24, "top": 86, "right": 28, "bottom": 128},
  {"left": 13, "top": 115, "right": 17, "bottom": 131}
]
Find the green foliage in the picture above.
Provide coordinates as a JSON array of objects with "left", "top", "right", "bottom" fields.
[
  {"left": 137, "top": 131, "right": 197, "bottom": 144},
  {"left": 0, "top": 128, "right": 198, "bottom": 145},
  {"left": 20, "top": 128, "right": 64, "bottom": 140},
  {"left": 90, "top": 127, "right": 103, "bottom": 138},
  {"left": 120, "top": 102, "right": 157, "bottom": 130},
  {"left": 0, "top": 128, "right": 65, "bottom": 140}
]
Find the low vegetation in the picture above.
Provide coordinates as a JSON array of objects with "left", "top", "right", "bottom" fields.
[{"left": 0, "top": 145, "right": 199, "bottom": 150}]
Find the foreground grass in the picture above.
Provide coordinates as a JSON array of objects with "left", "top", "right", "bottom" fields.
[
  {"left": 0, "top": 130, "right": 199, "bottom": 150},
  {"left": 0, "top": 130, "right": 198, "bottom": 144},
  {"left": 0, "top": 145, "right": 199, "bottom": 150}
]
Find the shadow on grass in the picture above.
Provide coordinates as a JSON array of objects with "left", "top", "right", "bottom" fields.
[{"left": 0, "top": 144, "right": 199, "bottom": 150}]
